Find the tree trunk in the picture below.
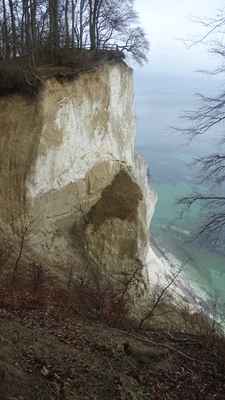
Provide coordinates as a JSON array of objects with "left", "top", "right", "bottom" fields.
[
  {"left": 88, "top": 0, "right": 95, "bottom": 49},
  {"left": 71, "top": 0, "right": 75, "bottom": 46},
  {"left": 49, "top": 0, "right": 59, "bottom": 50},
  {"left": 79, "top": 0, "right": 86, "bottom": 48},
  {"left": 23, "top": 0, "right": 31, "bottom": 55},
  {"left": 65, "top": 0, "right": 69, "bottom": 47},
  {"left": 8, "top": 0, "right": 17, "bottom": 57},
  {"left": 89, "top": 0, "right": 103, "bottom": 50},
  {"left": 30, "top": 0, "right": 37, "bottom": 50},
  {"left": 2, "top": 0, "right": 10, "bottom": 58}
]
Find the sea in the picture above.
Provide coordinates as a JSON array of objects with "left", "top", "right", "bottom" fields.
[{"left": 135, "top": 68, "right": 225, "bottom": 318}]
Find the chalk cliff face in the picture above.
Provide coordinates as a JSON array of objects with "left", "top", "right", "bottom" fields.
[{"left": 0, "top": 62, "right": 157, "bottom": 293}]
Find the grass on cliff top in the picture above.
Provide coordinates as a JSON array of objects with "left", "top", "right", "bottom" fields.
[{"left": 0, "top": 47, "right": 125, "bottom": 97}]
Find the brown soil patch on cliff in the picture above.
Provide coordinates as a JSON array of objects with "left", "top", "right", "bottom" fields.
[
  {"left": 0, "top": 95, "right": 42, "bottom": 224},
  {"left": 87, "top": 170, "right": 143, "bottom": 229}
]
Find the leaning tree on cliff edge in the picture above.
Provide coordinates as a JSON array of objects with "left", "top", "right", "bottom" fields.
[{"left": 0, "top": 0, "right": 149, "bottom": 64}]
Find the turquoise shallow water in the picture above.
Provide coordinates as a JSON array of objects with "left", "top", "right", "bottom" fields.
[
  {"left": 152, "top": 182, "right": 225, "bottom": 306},
  {"left": 135, "top": 72, "right": 225, "bottom": 316},
  {"left": 138, "top": 145, "right": 225, "bottom": 316}
]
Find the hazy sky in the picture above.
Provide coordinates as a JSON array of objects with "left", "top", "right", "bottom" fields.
[
  {"left": 135, "top": 0, "right": 225, "bottom": 75},
  {"left": 133, "top": 1, "right": 225, "bottom": 147}
]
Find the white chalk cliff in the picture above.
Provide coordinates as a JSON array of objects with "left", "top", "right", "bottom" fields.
[{"left": 0, "top": 61, "right": 161, "bottom": 301}]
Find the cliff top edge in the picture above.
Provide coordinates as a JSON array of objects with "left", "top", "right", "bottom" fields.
[{"left": 0, "top": 48, "right": 129, "bottom": 98}]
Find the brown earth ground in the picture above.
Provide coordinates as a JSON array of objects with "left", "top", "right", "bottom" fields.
[{"left": 0, "top": 275, "right": 225, "bottom": 400}]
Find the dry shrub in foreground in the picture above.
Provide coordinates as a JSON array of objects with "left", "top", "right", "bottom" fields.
[
  {"left": 0, "top": 256, "right": 141, "bottom": 326},
  {"left": 67, "top": 261, "right": 144, "bottom": 326},
  {"left": 179, "top": 303, "right": 225, "bottom": 339},
  {"left": 0, "top": 242, "right": 224, "bottom": 339}
]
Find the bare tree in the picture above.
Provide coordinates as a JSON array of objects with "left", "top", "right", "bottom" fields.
[
  {"left": 138, "top": 269, "right": 182, "bottom": 329},
  {"left": 1, "top": 0, "right": 10, "bottom": 58},
  {"left": 178, "top": 7, "right": 225, "bottom": 247},
  {"left": 8, "top": 0, "right": 16, "bottom": 57},
  {"left": 89, "top": 0, "right": 149, "bottom": 62},
  {"left": 0, "top": 0, "right": 149, "bottom": 64},
  {"left": 120, "top": 26, "right": 149, "bottom": 64}
]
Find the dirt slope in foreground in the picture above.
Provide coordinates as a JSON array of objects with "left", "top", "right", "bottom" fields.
[{"left": 0, "top": 302, "right": 225, "bottom": 400}]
